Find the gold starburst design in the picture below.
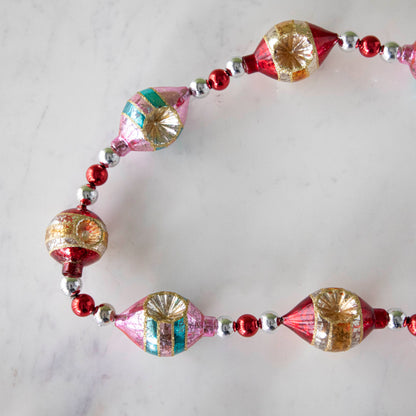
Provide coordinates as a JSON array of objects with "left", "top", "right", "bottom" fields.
[
  {"left": 274, "top": 33, "right": 314, "bottom": 72},
  {"left": 145, "top": 292, "right": 187, "bottom": 323},
  {"left": 143, "top": 107, "right": 182, "bottom": 148},
  {"left": 314, "top": 288, "right": 360, "bottom": 323}
]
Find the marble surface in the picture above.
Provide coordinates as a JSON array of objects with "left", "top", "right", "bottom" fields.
[{"left": 1, "top": 0, "right": 416, "bottom": 414}]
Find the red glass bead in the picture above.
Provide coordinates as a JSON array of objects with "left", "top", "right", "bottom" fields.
[
  {"left": 374, "top": 308, "right": 389, "bottom": 329},
  {"left": 208, "top": 69, "right": 230, "bottom": 90},
  {"left": 72, "top": 294, "right": 95, "bottom": 317},
  {"left": 406, "top": 315, "right": 416, "bottom": 336},
  {"left": 86, "top": 164, "right": 108, "bottom": 186},
  {"left": 358, "top": 36, "right": 381, "bottom": 57},
  {"left": 235, "top": 314, "right": 259, "bottom": 337}
]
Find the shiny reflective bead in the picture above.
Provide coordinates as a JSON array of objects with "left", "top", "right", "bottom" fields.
[
  {"left": 98, "top": 147, "right": 120, "bottom": 167},
  {"left": 60, "top": 277, "right": 82, "bottom": 297},
  {"left": 225, "top": 57, "right": 245, "bottom": 77},
  {"left": 208, "top": 69, "right": 230, "bottom": 90},
  {"left": 72, "top": 294, "right": 95, "bottom": 317},
  {"left": 358, "top": 36, "right": 381, "bottom": 57},
  {"left": 387, "top": 308, "right": 406, "bottom": 329},
  {"left": 86, "top": 164, "right": 108, "bottom": 186},
  {"left": 94, "top": 303, "right": 116, "bottom": 326},
  {"left": 77, "top": 184, "right": 98, "bottom": 205},
  {"left": 217, "top": 316, "right": 234, "bottom": 337},
  {"left": 189, "top": 78, "right": 210, "bottom": 98},
  {"left": 338, "top": 31, "right": 359, "bottom": 52},
  {"left": 236, "top": 314, "right": 259, "bottom": 337},
  {"left": 406, "top": 315, "right": 416, "bottom": 336},
  {"left": 381, "top": 42, "right": 401, "bottom": 62},
  {"left": 259, "top": 311, "right": 280, "bottom": 333}
]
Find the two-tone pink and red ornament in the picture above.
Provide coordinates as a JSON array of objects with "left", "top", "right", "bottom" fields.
[{"left": 46, "top": 20, "right": 416, "bottom": 356}]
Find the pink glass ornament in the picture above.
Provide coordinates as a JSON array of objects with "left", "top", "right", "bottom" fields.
[
  {"left": 114, "top": 291, "right": 217, "bottom": 356},
  {"left": 398, "top": 42, "right": 416, "bottom": 79},
  {"left": 112, "top": 86, "right": 191, "bottom": 155}
]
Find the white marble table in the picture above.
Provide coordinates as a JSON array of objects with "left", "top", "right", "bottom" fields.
[{"left": 2, "top": 0, "right": 416, "bottom": 414}]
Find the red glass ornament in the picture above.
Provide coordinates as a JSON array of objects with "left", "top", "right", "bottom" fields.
[
  {"left": 358, "top": 36, "right": 381, "bottom": 57},
  {"left": 86, "top": 164, "right": 108, "bottom": 186},
  {"left": 45, "top": 206, "right": 108, "bottom": 277},
  {"left": 242, "top": 21, "right": 338, "bottom": 81},
  {"left": 406, "top": 315, "right": 416, "bottom": 336},
  {"left": 72, "top": 294, "right": 95, "bottom": 317},
  {"left": 208, "top": 69, "right": 230, "bottom": 90},
  {"left": 235, "top": 314, "right": 259, "bottom": 337},
  {"left": 374, "top": 308, "right": 389, "bottom": 329},
  {"left": 282, "top": 288, "right": 386, "bottom": 352}
]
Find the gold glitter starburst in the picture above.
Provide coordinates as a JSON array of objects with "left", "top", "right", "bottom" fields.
[
  {"left": 315, "top": 288, "right": 360, "bottom": 323},
  {"left": 274, "top": 33, "right": 314, "bottom": 71}
]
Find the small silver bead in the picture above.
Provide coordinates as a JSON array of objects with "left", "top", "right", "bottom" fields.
[
  {"left": 60, "top": 277, "right": 82, "bottom": 297},
  {"left": 98, "top": 147, "right": 120, "bottom": 167},
  {"left": 259, "top": 311, "right": 280, "bottom": 333},
  {"left": 189, "top": 78, "right": 210, "bottom": 98},
  {"left": 217, "top": 316, "right": 234, "bottom": 337},
  {"left": 225, "top": 57, "right": 245, "bottom": 77},
  {"left": 77, "top": 185, "right": 98, "bottom": 205},
  {"left": 338, "top": 31, "right": 359, "bottom": 52},
  {"left": 381, "top": 42, "right": 401, "bottom": 62},
  {"left": 94, "top": 303, "right": 116, "bottom": 326},
  {"left": 387, "top": 308, "right": 406, "bottom": 329}
]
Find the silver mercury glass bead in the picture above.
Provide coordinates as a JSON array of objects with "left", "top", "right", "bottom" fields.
[
  {"left": 381, "top": 42, "right": 401, "bottom": 62},
  {"left": 387, "top": 308, "right": 406, "bottom": 329},
  {"left": 189, "top": 78, "right": 210, "bottom": 98},
  {"left": 259, "top": 311, "right": 280, "bottom": 333},
  {"left": 217, "top": 316, "right": 234, "bottom": 337},
  {"left": 225, "top": 57, "right": 245, "bottom": 77},
  {"left": 77, "top": 185, "right": 98, "bottom": 205},
  {"left": 60, "top": 277, "right": 82, "bottom": 297},
  {"left": 94, "top": 303, "right": 116, "bottom": 326},
  {"left": 98, "top": 147, "right": 120, "bottom": 167},
  {"left": 338, "top": 31, "right": 359, "bottom": 52}
]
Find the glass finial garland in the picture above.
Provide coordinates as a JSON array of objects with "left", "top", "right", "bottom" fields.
[{"left": 45, "top": 20, "right": 416, "bottom": 356}]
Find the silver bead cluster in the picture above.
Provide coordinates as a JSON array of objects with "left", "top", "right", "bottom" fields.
[
  {"left": 76, "top": 147, "right": 120, "bottom": 205},
  {"left": 225, "top": 57, "right": 245, "bottom": 77},
  {"left": 189, "top": 56, "right": 245, "bottom": 98},
  {"left": 217, "top": 316, "right": 234, "bottom": 337},
  {"left": 94, "top": 303, "right": 116, "bottom": 326},
  {"left": 60, "top": 277, "right": 82, "bottom": 297},
  {"left": 339, "top": 31, "right": 402, "bottom": 63},
  {"left": 259, "top": 311, "right": 280, "bottom": 333},
  {"left": 387, "top": 308, "right": 406, "bottom": 329},
  {"left": 338, "top": 31, "right": 359, "bottom": 52}
]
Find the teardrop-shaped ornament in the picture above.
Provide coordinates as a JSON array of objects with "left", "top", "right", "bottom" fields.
[
  {"left": 242, "top": 20, "right": 339, "bottom": 82},
  {"left": 114, "top": 291, "right": 217, "bottom": 356},
  {"left": 111, "top": 86, "right": 191, "bottom": 155},
  {"left": 282, "top": 287, "right": 388, "bottom": 352}
]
